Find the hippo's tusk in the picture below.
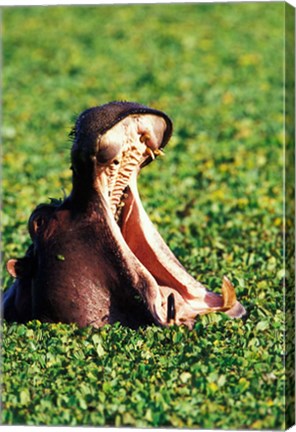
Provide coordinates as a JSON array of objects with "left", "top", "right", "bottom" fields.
[
  {"left": 145, "top": 147, "right": 155, "bottom": 160},
  {"left": 154, "top": 148, "right": 165, "bottom": 157},
  {"left": 221, "top": 276, "right": 237, "bottom": 309},
  {"left": 167, "top": 293, "right": 176, "bottom": 325}
]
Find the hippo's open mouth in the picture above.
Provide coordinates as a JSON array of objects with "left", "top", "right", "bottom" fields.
[
  {"left": 69, "top": 102, "right": 246, "bottom": 328},
  {"left": 4, "top": 102, "right": 246, "bottom": 329}
]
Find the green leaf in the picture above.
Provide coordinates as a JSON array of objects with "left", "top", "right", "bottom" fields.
[
  {"left": 19, "top": 389, "right": 31, "bottom": 405},
  {"left": 256, "top": 321, "right": 269, "bottom": 332},
  {"left": 92, "top": 334, "right": 105, "bottom": 357},
  {"left": 56, "top": 254, "right": 65, "bottom": 261}
]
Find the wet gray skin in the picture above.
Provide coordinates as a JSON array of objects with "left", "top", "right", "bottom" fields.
[{"left": 3, "top": 101, "right": 246, "bottom": 329}]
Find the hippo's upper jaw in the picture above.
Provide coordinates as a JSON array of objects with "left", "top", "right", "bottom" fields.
[
  {"left": 4, "top": 101, "right": 246, "bottom": 329},
  {"left": 94, "top": 113, "right": 167, "bottom": 220}
]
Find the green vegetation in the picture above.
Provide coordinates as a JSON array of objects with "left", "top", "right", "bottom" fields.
[{"left": 2, "top": 3, "right": 288, "bottom": 428}]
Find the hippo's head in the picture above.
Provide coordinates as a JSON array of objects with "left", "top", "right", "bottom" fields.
[{"left": 4, "top": 101, "right": 246, "bottom": 328}]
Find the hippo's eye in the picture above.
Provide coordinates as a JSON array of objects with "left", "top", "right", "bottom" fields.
[
  {"left": 33, "top": 216, "right": 44, "bottom": 232},
  {"left": 28, "top": 215, "right": 45, "bottom": 238}
]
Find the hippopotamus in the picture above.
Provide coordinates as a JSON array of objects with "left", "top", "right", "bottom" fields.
[{"left": 3, "top": 101, "right": 246, "bottom": 329}]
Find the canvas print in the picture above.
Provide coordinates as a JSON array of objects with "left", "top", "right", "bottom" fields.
[{"left": 1, "top": 2, "right": 295, "bottom": 430}]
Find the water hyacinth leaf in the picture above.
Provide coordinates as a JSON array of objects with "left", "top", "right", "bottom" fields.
[
  {"left": 255, "top": 320, "right": 269, "bottom": 332},
  {"left": 19, "top": 389, "right": 31, "bottom": 405}
]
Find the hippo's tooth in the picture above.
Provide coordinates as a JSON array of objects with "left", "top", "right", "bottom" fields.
[
  {"left": 221, "top": 276, "right": 237, "bottom": 309},
  {"left": 145, "top": 147, "right": 155, "bottom": 160},
  {"left": 154, "top": 148, "right": 165, "bottom": 157},
  {"left": 140, "top": 133, "right": 150, "bottom": 144},
  {"left": 167, "top": 293, "right": 176, "bottom": 325}
]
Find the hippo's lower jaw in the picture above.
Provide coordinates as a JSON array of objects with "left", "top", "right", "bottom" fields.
[
  {"left": 77, "top": 110, "right": 246, "bottom": 329},
  {"left": 118, "top": 172, "right": 246, "bottom": 328}
]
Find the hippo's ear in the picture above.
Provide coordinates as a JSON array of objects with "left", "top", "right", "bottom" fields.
[
  {"left": 28, "top": 202, "right": 58, "bottom": 239},
  {"left": 6, "top": 259, "right": 18, "bottom": 278},
  {"left": 6, "top": 256, "right": 35, "bottom": 279}
]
